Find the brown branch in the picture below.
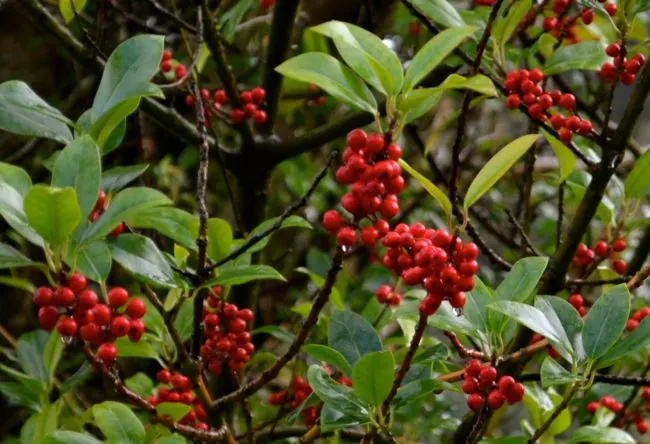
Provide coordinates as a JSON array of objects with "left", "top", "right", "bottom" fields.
[
  {"left": 444, "top": 331, "right": 488, "bottom": 360},
  {"left": 505, "top": 209, "right": 544, "bottom": 257}
]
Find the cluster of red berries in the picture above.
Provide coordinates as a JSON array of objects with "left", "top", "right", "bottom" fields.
[
  {"left": 599, "top": 43, "right": 646, "bottom": 86},
  {"left": 146, "top": 369, "right": 209, "bottom": 430},
  {"left": 160, "top": 49, "right": 188, "bottom": 82},
  {"left": 567, "top": 293, "right": 587, "bottom": 317},
  {"left": 34, "top": 274, "right": 146, "bottom": 365},
  {"left": 306, "top": 84, "right": 326, "bottom": 107},
  {"left": 504, "top": 68, "right": 592, "bottom": 143},
  {"left": 198, "top": 287, "right": 255, "bottom": 376},
  {"left": 588, "top": 394, "right": 649, "bottom": 434},
  {"left": 185, "top": 87, "right": 268, "bottom": 126},
  {"left": 587, "top": 395, "right": 624, "bottom": 414},
  {"left": 626, "top": 307, "right": 650, "bottom": 332},
  {"left": 382, "top": 224, "right": 479, "bottom": 315},
  {"left": 462, "top": 360, "right": 525, "bottom": 412},
  {"left": 89, "top": 191, "right": 124, "bottom": 237},
  {"left": 268, "top": 376, "right": 317, "bottom": 426},
  {"left": 375, "top": 284, "right": 402, "bottom": 306},
  {"left": 573, "top": 239, "right": 627, "bottom": 275}
]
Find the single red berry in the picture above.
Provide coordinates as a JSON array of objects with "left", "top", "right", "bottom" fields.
[
  {"left": 80, "top": 323, "right": 103, "bottom": 344},
  {"left": 157, "top": 369, "right": 171, "bottom": 383},
  {"left": 67, "top": 273, "right": 87, "bottom": 293},
  {"left": 506, "top": 383, "right": 525, "bottom": 404},
  {"left": 387, "top": 143, "right": 402, "bottom": 160},
  {"left": 558, "top": 93, "right": 576, "bottom": 110},
  {"left": 408, "top": 21, "right": 421, "bottom": 35},
  {"left": 229, "top": 318, "right": 247, "bottom": 334},
  {"left": 108, "top": 287, "right": 129, "bottom": 308},
  {"left": 337, "top": 227, "right": 357, "bottom": 247},
  {"left": 529, "top": 68, "right": 544, "bottom": 83},
  {"left": 160, "top": 60, "right": 172, "bottom": 72},
  {"left": 620, "top": 72, "right": 636, "bottom": 85},
  {"left": 185, "top": 95, "right": 195, "bottom": 107},
  {"left": 57, "top": 316, "right": 78, "bottom": 336},
  {"left": 376, "top": 285, "right": 392, "bottom": 303},
  {"left": 505, "top": 94, "right": 520, "bottom": 109},
  {"left": 467, "top": 394, "right": 484, "bottom": 413},
  {"left": 238, "top": 308, "right": 254, "bottom": 322},
  {"left": 606, "top": 43, "right": 621, "bottom": 57},
  {"left": 613, "top": 259, "right": 627, "bottom": 275},
  {"left": 581, "top": 9, "right": 594, "bottom": 24},
  {"left": 479, "top": 366, "right": 497, "bottom": 385},
  {"left": 78, "top": 289, "right": 98, "bottom": 309},
  {"left": 126, "top": 298, "right": 146, "bottom": 319},
  {"left": 593, "top": 241, "right": 608, "bottom": 257},
  {"left": 162, "top": 50, "right": 172, "bottom": 61},
  {"left": 558, "top": 128, "right": 572, "bottom": 143},
  {"left": 230, "top": 109, "right": 245, "bottom": 124},
  {"left": 175, "top": 64, "right": 187, "bottom": 79},
  {"left": 612, "top": 238, "right": 627, "bottom": 252},
  {"left": 322, "top": 210, "right": 343, "bottom": 233},
  {"left": 497, "top": 376, "right": 515, "bottom": 395},
  {"left": 361, "top": 227, "right": 379, "bottom": 247},
  {"left": 251, "top": 87, "right": 266, "bottom": 104},
  {"left": 109, "top": 222, "right": 125, "bottom": 237},
  {"left": 171, "top": 374, "right": 191, "bottom": 391},
  {"left": 578, "top": 119, "right": 593, "bottom": 135},
  {"left": 487, "top": 390, "right": 506, "bottom": 409},
  {"left": 97, "top": 342, "right": 117, "bottom": 364},
  {"left": 92, "top": 304, "right": 112, "bottom": 326},
  {"left": 33, "top": 287, "right": 53, "bottom": 307},
  {"left": 253, "top": 110, "right": 267, "bottom": 126},
  {"left": 605, "top": 2, "right": 617, "bottom": 16},
  {"left": 240, "top": 91, "right": 253, "bottom": 104},
  {"left": 111, "top": 316, "right": 131, "bottom": 337},
  {"left": 388, "top": 293, "right": 401, "bottom": 306},
  {"left": 626, "top": 319, "right": 639, "bottom": 332},
  {"left": 214, "top": 89, "right": 228, "bottom": 104},
  {"left": 365, "top": 133, "right": 385, "bottom": 154},
  {"left": 568, "top": 293, "right": 584, "bottom": 309},
  {"left": 465, "top": 359, "right": 483, "bottom": 378},
  {"left": 128, "top": 318, "right": 145, "bottom": 342},
  {"left": 637, "top": 421, "right": 648, "bottom": 435},
  {"left": 586, "top": 401, "right": 599, "bottom": 414},
  {"left": 53, "top": 287, "right": 75, "bottom": 306},
  {"left": 462, "top": 377, "right": 479, "bottom": 394},
  {"left": 38, "top": 306, "right": 59, "bottom": 330}
]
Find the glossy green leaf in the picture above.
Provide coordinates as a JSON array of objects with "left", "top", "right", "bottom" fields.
[
  {"left": 428, "top": 302, "right": 478, "bottom": 337},
  {"left": 24, "top": 185, "right": 81, "bottom": 247},
  {"left": 16, "top": 330, "right": 49, "bottom": 381},
  {"left": 329, "top": 310, "right": 382, "bottom": 367},
  {"left": 492, "top": 0, "right": 532, "bottom": 62},
  {"left": 276, "top": 52, "right": 378, "bottom": 114},
  {"left": 115, "top": 336, "right": 160, "bottom": 360},
  {"left": 303, "top": 344, "right": 353, "bottom": 376},
  {"left": 494, "top": 257, "right": 548, "bottom": 303},
  {"left": 91, "top": 35, "right": 164, "bottom": 122},
  {"left": 352, "top": 351, "right": 394, "bottom": 406},
  {"left": 108, "top": 233, "right": 177, "bottom": 288},
  {"left": 0, "top": 242, "right": 33, "bottom": 269},
  {"left": 252, "top": 325, "right": 295, "bottom": 342},
  {"left": 203, "top": 265, "right": 285, "bottom": 287},
  {"left": 52, "top": 135, "right": 101, "bottom": 218},
  {"left": 544, "top": 41, "right": 609, "bottom": 75},
  {"left": 398, "top": 88, "right": 444, "bottom": 123},
  {"left": 156, "top": 403, "right": 193, "bottom": 422},
  {"left": 399, "top": 159, "right": 452, "bottom": 218},
  {"left": 534, "top": 297, "right": 573, "bottom": 355},
  {"left": 43, "top": 431, "right": 102, "bottom": 444},
  {"left": 67, "top": 239, "right": 112, "bottom": 283},
  {"left": 570, "top": 426, "right": 635, "bottom": 443},
  {"left": 542, "top": 129, "right": 576, "bottom": 183},
  {"left": 311, "top": 21, "right": 403, "bottom": 95},
  {"left": 464, "top": 134, "right": 540, "bottom": 209},
  {"left": 102, "top": 164, "right": 149, "bottom": 192},
  {"left": 465, "top": 276, "right": 492, "bottom": 333},
  {"left": 43, "top": 331, "right": 63, "bottom": 385},
  {"left": 207, "top": 218, "right": 233, "bottom": 262},
  {"left": 540, "top": 357, "right": 583, "bottom": 387},
  {"left": 93, "top": 401, "right": 145, "bottom": 444},
  {"left": 0, "top": 163, "right": 42, "bottom": 246},
  {"left": 583, "top": 284, "right": 630, "bottom": 359},
  {"left": 174, "top": 299, "right": 193, "bottom": 342},
  {"left": 128, "top": 207, "right": 199, "bottom": 251},
  {"left": 124, "top": 372, "right": 154, "bottom": 397},
  {"left": 89, "top": 99, "right": 139, "bottom": 153},
  {"left": 624, "top": 150, "right": 650, "bottom": 198},
  {"left": 246, "top": 215, "right": 313, "bottom": 254},
  {"left": 403, "top": 25, "right": 476, "bottom": 91},
  {"left": 597, "top": 316, "right": 650, "bottom": 368},
  {"left": 80, "top": 187, "right": 170, "bottom": 243},
  {"left": 439, "top": 74, "right": 498, "bottom": 97},
  {"left": 409, "top": 0, "right": 465, "bottom": 28},
  {"left": 393, "top": 379, "right": 451, "bottom": 408},
  {"left": 59, "top": 0, "right": 87, "bottom": 23},
  {"left": 543, "top": 296, "right": 583, "bottom": 349},
  {"left": 0, "top": 81, "right": 73, "bottom": 144}
]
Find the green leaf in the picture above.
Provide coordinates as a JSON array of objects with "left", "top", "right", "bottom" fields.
[
  {"left": 303, "top": 344, "right": 353, "bottom": 376},
  {"left": 624, "top": 150, "right": 650, "bottom": 198},
  {"left": 295, "top": 267, "right": 344, "bottom": 309},
  {"left": 398, "top": 159, "right": 452, "bottom": 218},
  {"left": 246, "top": 215, "right": 313, "bottom": 254},
  {"left": 534, "top": 297, "right": 574, "bottom": 355},
  {"left": 0, "top": 163, "right": 43, "bottom": 246},
  {"left": 89, "top": 99, "right": 139, "bottom": 154},
  {"left": 207, "top": 218, "right": 233, "bottom": 262},
  {"left": 286, "top": 392, "right": 319, "bottom": 424},
  {"left": 60, "top": 361, "right": 92, "bottom": 394},
  {"left": 0, "top": 380, "right": 42, "bottom": 410},
  {"left": 495, "top": 257, "right": 548, "bottom": 303},
  {"left": 543, "top": 41, "right": 609, "bottom": 75},
  {"left": 276, "top": 52, "right": 378, "bottom": 114},
  {"left": 91, "top": 35, "right": 164, "bottom": 123},
  {"left": 156, "top": 403, "right": 192, "bottom": 422},
  {"left": 128, "top": 207, "right": 199, "bottom": 251},
  {"left": 67, "top": 239, "right": 112, "bottom": 283},
  {"left": 320, "top": 403, "right": 367, "bottom": 432},
  {"left": 0, "top": 242, "right": 34, "bottom": 269},
  {"left": 403, "top": 25, "right": 476, "bottom": 91},
  {"left": 540, "top": 357, "right": 583, "bottom": 387},
  {"left": 203, "top": 265, "right": 285, "bottom": 287},
  {"left": 542, "top": 129, "right": 576, "bottom": 183},
  {"left": 125, "top": 372, "right": 154, "bottom": 397},
  {"left": 0, "top": 81, "right": 73, "bottom": 144},
  {"left": 93, "top": 401, "right": 145, "bottom": 444},
  {"left": 31, "top": 402, "right": 60, "bottom": 444},
  {"left": 397, "top": 88, "right": 444, "bottom": 123},
  {"left": 43, "top": 431, "right": 102, "bottom": 444},
  {"left": 80, "top": 187, "right": 171, "bottom": 243},
  {"left": 439, "top": 74, "right": 499, "bottom": 97},
  {"left": 351, "top": 350, "right": 394, "bottom": 406},
  {"left": 428, "top": 302, "right": 478, "bottom": 337},
  {"left": 16, "top": 330, "right": 49, "bottom": 381},
  {"left": 393, "top": 379, "right": 450, "bottom": 408},
  {"left": 252, "top": 325, "right": 295, "bottom": 343},
  {"left": 102, "top": 164, "right": 149, "bottom": 192},
  {"left": 464, "top": 134, "right": 540, "bottom": 209},
  {"left": 570, "top": 426, "right": 635, "bottom": 443},
  {"left": 311, "top": 21, "right": 403, "bottom": 95},
  {"left": 174, "top": 299, "right": 193, "bottom": 342},
  {"left": 218, "top": 0, "right": 256, "bottom": 41},
  {"left": 543, "top": 296, "right": 584, "bottom": 350},
  {"left": 115, "top": 336, "right": 160, "bottom": 360},
  {"left": 24, "top": 185, "right": 81, "bottom": 247},
  {"left": 597, "top": 316, "right": 650, "bottom": 368},
  {"left": 108, "top": 233, "right": 177, "bottom": 288},
  {"left": 409, "top": 0, "right": 465, "bottom": 28},
  {"left": 492, "top": 0, "right": 532, "bottom": 62},
  {"left": 59, "top": 0, "right": 87, "bottom": 23},
  {"left": 328, "top": 310, "right": 382, "bottom": 367},
  {"left": 52, "top": 135, "right": 102, "bottom": 218},
  {"left": 465, "top": 276, "right": 492, "bottom": 333},
  {"left": 43, "top": 331, "right": 63, "bottom": 385},
  {"left": 583, "top": 284, "right": 630, "bottom": 360},
  {"left": 306, "top": 365, "right": 370, "bottom": 424}
]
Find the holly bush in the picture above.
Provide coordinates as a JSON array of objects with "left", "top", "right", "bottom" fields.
[{"left": 0, "top": 0, "right": 650, "bottom": 443}]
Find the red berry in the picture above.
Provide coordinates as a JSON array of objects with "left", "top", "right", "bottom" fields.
[
  {"left": 361, "top": 227, "right": 379, "bottom": 246},
  {"left": 322, "top": 210, "right": 343, "bottom": 233},
  {"left": 251, "top": 87, "right": 266, "bottom": 104},
  {"left": 38, "top": 306, "right": 59, "bottom": 330},
  {"left": 160, "top": 60, "right": 172, "bottom": 72},
  {"left": 171, "top": 374, "right": 191, "bottom": 391},
  {"left": 128, "top": 318, "right": 145, "bottom": 342},
  {"left": 465, "top": 359, "right": 482, "bottom": 378},
  {"left": 253, "top": 110, "right": 267, "bottom": 126},
  {"left": 240, "top": 91, "right": 253, "bottom": 104},
  {"left": 53, "top": 287, "right": 75, "bottom": 306},
  {"left": 365, "top": 133, "right": 385, "bottom": 154},
  {"left": 558, "top": 128, "right": 572, "bottom": 143},
  {"left": 111, "top": 316, "right": 131, "bottom": 337},
  {"left": 337, "top": 227, "right": 357, "bottom": 247},
  {"left": 479, "top": 366, "right": 497, "bottom": 385},
  {"left": 109, "top": 222, "right": 125, "bottom": 237},
  {"left": 593, "top": 241, "right": 608, "bottom": 257},
  {"left": 487, "top": 390, "right": 506, "bottom": 409},
  {"left": 347, "top": 129, "right": 367, "bottom": 150},
  {"left": 498, "top": 376, "right": 515, "bottom": 395},
  {"left": 80, "top": 323, "right": 103, "bottom": 344},
  {"left": 97, "top": 342, "right": 117, "bottom": 364},
  {"left": 243, "top": 103, "right": 257, "bottom": 117},
  {"left": 506, "top": 383, "right": 525, "bottom": 404},
  {"left": 238, "top": 309, "right": 254, "bottom": 322},
  {"left": 408, "top": 21, "right": 421, "bottom": 35},
  {"left": 108, "top": 287, "right": 129, "bottom": 308},
  {"left": 57, "top": 316, "right": 78, "bottom": 336},
  {"left": 462, "top": 377, "right": 479, "bottom": 394},
  {"left": 230, "top": 109, "right": 245, "bottom": 124},
  {"left": 78, "top": 289, "right": 98, "bottom": 309},
  {"left": 214, "top": 89, "right": 228, "bottom": 104},
  {"left": 578, "top": 119, "right": 593, "bottom": 135},
  {"left": 637, "top": 421, "right": 648, "bottom": 435},
  {"left": 33, "top": 287, "right": 53, "bottom": 307},
  {"left": 558, "top": 94, "right": 576, "bottom": 110},
  {"left": 387, "top": 143, "right": 402, "bottom": 160},
  {"left": 185, "top": 95, "right": 195, "bottom": 107},
  {"left": 157, "top": 369, "right": 171, "bottom": 383},
  {"left": 581, "top": 9, "right": 594, "bottom": 24},
  {"left": 612, "top": 238, "right": 626, "bottom": 252},
  {"left": 606, "top": 43, "right": 621, "bottom": 58},
  {"left": 175, "top": 64, "right": 187, "bottom": 79},
  {"left": 467, "top": 394, "right": 484, "bottom": 412},
  {"left": 162, "top": 50, "right": 172, "bottom": 61},
  {"left": 450, "top": 291, "right": 466, "bottom": 308},
  {"left": 223, "top": 303, "right": 238, "bottom": 318},
  {"left": 67, "top": 273, "right": 87, "bottom": 292},
  {"left": 587, "top": 401, "right": 599, "bottom": 414},
  {"left": 126, "top": 298, "right": 146, "bottom": 319},
  {"left": 605, "top": 2, "right": 617, "bottom": 16},
  {"left": 626, "top": 319, "right": 639, "bottom": 332},
  {"left": 613, "top": 259, "right": 627, "bottom": 275},
  {"left": 506, "top": 94, "right": 520, "bottom": 109},
  {"left": 620, "top": 72, "right": 636, "bottom": 85},
  {"left": 92, "top": 304, "right": 112, "bottom": 326},
  {"left": 529, "top": 69, "right": 544, "bottom": 83},
  {"left": 568, "top": 294, "right": 584, "bottom": 309},
  {"left": 259, "top": 0, "right": 274, "bottom": 10},
  {"left": 229, "top": 318, "right": 247, "bottom": 334}
]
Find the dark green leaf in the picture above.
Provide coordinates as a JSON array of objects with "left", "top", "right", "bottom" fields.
[
  {"left": 0, "top": 163, "right": 42, "bottom": 246},
  {"left": 0, "top": 380, "right": 42, "bottom": 410},
  {"left": 252, "top": 325, "right": 295, "bottom": 343},
  {"left": 276, "top": 52, "right": 378, "bottom": 114},
  {"left": 409, "top": 0, "right": 465, "bottom": 28},
  {"left": 397, "top": 88, "right": 444, "bottom": 123},
  {"left": 207, "top": 218, "right": 233, "bottom": 262},
  {"left": 51, "top": 135, "right": 101, "bottom": 218},
  {"left": 67, "top": 239, "right": 112, "bottom": 283},
  {"left": 127, "top": 207, "right": 199, "bottom": 251},
  {"left": 398, "top": 159, "right": 452, "bottom": 218},
  {"left": 597, "top": 316, "right": 650, "bottom": 368},
  {"left": 89, "top": 99, "right": 139, "bottom": 153},
  {"left": 543, "top": 41, "right": 609, "bottom": 75},
  {"left": 540, "top": 357, "right": 583, "bottom": 387},
  {"left": 541, "top": 129, "right": 576, "bottom": 183},
  {"left": 246, "top": 215, "right": 313, "bottom": 254},
  {"left": 403, "top": 25, "right": 476, "bottom": 91},
  {"left": 60, "top": 361, "right": 93, "bottom": 394},
  {"left": 174, "top": 299, "right": 193, "bottom": 342},
  {"left": 428, "top": 302, "right": 477, "bottom": 337},
  {"left": 320, "top": 403, "right": 367, "bottom": 432},
  {"left": 0, "top": 242, "right": 34, "bottom": 269},
  {"left": 328, "top": 310, "right": 382, "bottom": 367},
  {"left": 465, "top": 276, "right": 492, "bottom": 332},
  {"left": 351, "top": 350, "right": 394, "bottom": 406},
  {"left": 492, "top": 0, "right": 532, "bottom": 62},
  {"left": 115, "top": 336, "right": 160, "bottom": 360},
  {"left": 24, "top": 185, "right": 81, "bottom": 247},
  {"left": 203, "top": 265, "right": 285, "bottom": 287},
  {"left": 125, "top": 372, "right": 154, "bottom": 397},
  {"left": 102, "top": 164, "right": 149, "bottom": 192},
  {"left": 534, "top": 297, "right": 573, "bottom": 357},
  {"left": 0, "top": 81, "right": 73, "bottom": 144},
  {"left": 439, "top": 74, "right": 498, "bottom": 97},
  {"left": 494, "top": 257, "right": 548, "bottom": 303},
  {"left": 583, "top": 284, "right": 630, "bottom": 360},
  {"left": 570, "top": 426, "right": 635, "bottom": 443},
  {"left": 108, "top": 233, "right": 177, "bottom": 288},
  {"left": 16, "top": 330, "right": 49, "bottom": 381},
  {"left": 43, "top": 331, "right": 63, "bottom": 385},
  {"left": 624, "top": 150, "right": 650, "bottom": 198},
  {"left": 464, "top": 134, "right": 540, "bottom": 210},
  {"left": 43, "top": 431, "right": 102, "bottom": 444},
  {"left": 303, "top": 344, "right": 353, "bottom": 376},
  {"left": 92, "top": 401, "right": 145, "bottom": 444},
  {"left": 393, "top": 379, "right": 452, "bottom": 408}
]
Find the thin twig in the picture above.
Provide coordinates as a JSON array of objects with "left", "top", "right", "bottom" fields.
[
  {"left": 505, "top": 209, "right": 544, "bottom": 257},
  {"left": 161, "top": 8, "right": 204, "bottom": 90},
  {"left": 444, "top": 331, "right": 488, "bottom": 360},
  {"left": 528, "top": 384, "right": 580, "bottom": 442},
  {"left": 145, "top": 0, "right": 197, "bottom": 32}
]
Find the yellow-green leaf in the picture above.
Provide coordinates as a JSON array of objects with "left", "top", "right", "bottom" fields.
[
  {"left": 59, "top": 0, "right": 88, "bottom": 23},
  {"left": 399, "top": 159, "right": 452, "bottom": 218},
  {"left": 541, "top": 129, "right": 576, "bottom": 183}
]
